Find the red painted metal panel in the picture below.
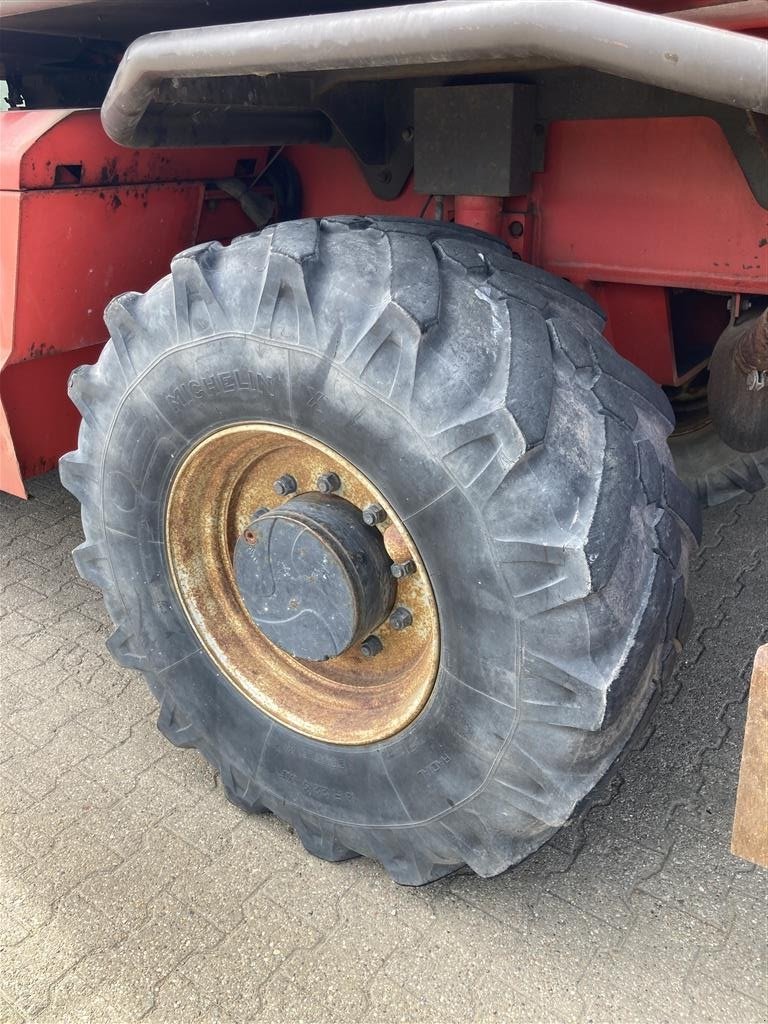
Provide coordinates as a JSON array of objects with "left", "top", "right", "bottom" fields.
[
  {"left": 0, "top": 184, "right": 203, "bottom": 492},
  {"left": 0, "top": 108, "right": 268, "bottom": 495},
  {"left": 8, "top": 184, "right": 203, "bottom": 364},
  {"left": 0, "top": 190, "right": 25, "bottom": 496},
  {"left": 1, "top": 344, "right": 104, "bottom": 485},
  {"left": 454, "top": 195, "right": 503, "bottom": 236},
  {"left": 0, "top": 110, "right": 74, "bottom": 191},
  {"left": 530, "top": 117, "right": 768, "bottom": 293},
  {"left": 666, "top": 1, "right": 768, "bottom": 31},
  {"left": 0, "top": 191, "right": 22, "bottom": 372},
  {"left": 195, "top": 190, "right": 263, "bottom": 246},
  {"left": 0, "top": 108, "right": 267, "bottom": 191},
  {"left": 589, "top": 283, "right": 678, "bottom": 384},
  {"left": 286, "top": 146, "right": 427, "bottom": 218}
]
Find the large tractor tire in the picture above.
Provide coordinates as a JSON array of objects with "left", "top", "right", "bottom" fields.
[
  {"left": 669, "top": 422, "right": 768, "bottom": 508},
  {"left": 61, "top": 217, "right": 701, "bottom": 884}
]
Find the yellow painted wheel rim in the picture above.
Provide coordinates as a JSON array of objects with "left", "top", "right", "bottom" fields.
[{"left": 164, "top": 423, "right": 439, "bottom": 745}]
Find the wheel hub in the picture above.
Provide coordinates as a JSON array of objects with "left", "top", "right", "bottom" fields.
[
  {"left": 234, "top": 493, "right": 395, "bottom": 661},
  {"left": 164, "top": 423, "right": 439, "bottom": 744}
]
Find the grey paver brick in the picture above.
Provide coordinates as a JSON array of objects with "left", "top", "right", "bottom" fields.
[
  {"left": 55, "top": 892, "right": 223, "bottom": 1021},
  {"left": 163, "top": 785, "right": 247, "bottom": 857},
  {"left": 0, "top": 893, "right": 128, "bottom": 1017},
  {"left": 141, "top": 972, "right": 239, "bottom": 1024},
  {"left": 0, "top": 996, "right": 25, "bottom": 1024},
  {"left": 170, "top": 818, "right": 300, "bottom": 932},
  {"left": 0, "top": 774, "right": 38, "bottom": 819},
  {"left": 155, "top": 744, "right": 218, "bottom": 792},
  {"left": 77, "top": 685, "right": 156, "bottom": 743},
  {"left": 692, "top": 905, "right": 768, "bottom": 1005},
  {"left": 0, "top": 644, "right": 42, "bottom": 677},
  {"left": 543, "top": 823, "right": 666, "bottom": 930},
  {"left": 77, "top": 828, "right": 211, "bottom": 929},
  {"left": 8, "top": 683, "right": 105, "bottom": 747},
  {"left": 7, "top": 769, "right": 115, "bottom": 859},
  {"left": 728, "top": 862, "right": 768, "bottom": 914},
  {"left": 636, "top": 820, "right": 754, "bottom": 931},
  {"left": 78, "top": 715, "right": 170, "bottom": 795},
  {"left": 1, "top": 832, "right": 122, "bottom": 940},
  {"left": 257, "top": 969, "right": 345, "bottom": 1024},
  {"left": 0, "top": 902, "right": 36, "bottom": 947},
  {"left": 258, "top": 856, "right": 359, "bottom": 933},
  {"left": 68, "top": 769, "right": 202, "bottom": 859},
  {"left": 178, "top": 894, "right": 321, "bottom": 1020},
  {"left": 0, "top": 726, "right": 37, "bottom": 768},
  {"left": 0, "top": 838, "right": 32, "bottom": 885},
  {"left": 685, "top": 970, "right": 768, "bottom": 1022},
  {"left": 32, "top": 981, "right": 113, "bottom": 1024},
  {"left": 276, "top": 888, "right": 403, "bottom": 1022},
  {"left": 0, "top": 584, "right": 48, "bottom": 616},
  {"left": 5, "top": 721, "right": 112, "bottom": 798},
  {"left": 580, "top": 951, "right": 695, "bottom": 1024},
  {"left": 0, "top": 613, "right": 38, "bottom": 645},
  {"left": 14, "top": 634, "right": 73, "bottom": 674}
]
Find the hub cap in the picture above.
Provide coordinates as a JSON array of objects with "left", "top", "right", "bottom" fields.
[
  {"left": 233, "top": 493, "right": 396, "bottom": 662},
  {"left": 164, "top": 423, "right": 439, "bottom": 744}
]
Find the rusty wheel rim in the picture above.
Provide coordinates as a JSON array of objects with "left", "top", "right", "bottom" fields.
[{"left": 164, "top": 423, "right": 440, "bottom": 745}]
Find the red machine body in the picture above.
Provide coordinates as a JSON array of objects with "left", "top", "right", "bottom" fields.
[
  {"left": 0, "top": 109, "right": 266, "bottom": 496},
  {"left": 1, "top": 101, "right": 766, "bottom": 496}
]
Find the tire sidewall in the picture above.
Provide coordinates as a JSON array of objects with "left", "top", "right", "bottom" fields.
[{"left": 101, "top": 330, "right": 521, "bottom": 829}]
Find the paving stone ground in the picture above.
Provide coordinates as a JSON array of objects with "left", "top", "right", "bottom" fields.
[{"left": 1, "top": 471, "right": 766, "bottom": 1024}]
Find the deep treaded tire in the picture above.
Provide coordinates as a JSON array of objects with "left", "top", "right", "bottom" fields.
[
  {"left": 61, "top": 217, "right": 701, "bottom": 884},
  {"left": 669, "top": 423, "right": 768, "bottom": 507}
]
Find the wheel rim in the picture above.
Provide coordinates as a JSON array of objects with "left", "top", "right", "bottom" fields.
[
  {"left": 667, "top": 372, "right": 711, "bottom": 438},
  {"left": 164, "top": 423, "right": 440, "bottom": 744}
]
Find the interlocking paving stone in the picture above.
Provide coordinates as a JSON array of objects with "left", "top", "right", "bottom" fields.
[
  {"left": 1, "top": 472, "right": 766, "bottom": 1023},
  {"left": 141, "top": 972, "right": 239, "bottom": 1024},
  {"left": 177, "top": 894, "right": 321, "bottom": 1020}
]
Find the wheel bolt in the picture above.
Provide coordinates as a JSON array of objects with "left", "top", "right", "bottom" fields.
[
  {"left": 391, "top": 559, "right": 416, "bottom": 580},
  {"left": 362, "top": 503, "right": 386, "bottom": 526},
  {"left": 361, "top": 635, "right": 383, "bottom": 658},
  {"left": 273, "top": 474, "right": 297, "bottom": 496},
  {"left": 389, "top": 606, "right": 413, "bottom": 631},
  {"left": 243, "top": 528, "right": 258, "bottom": 545},
  {"left": 317, "top": 472, "right": 341, "bottom": 494}
]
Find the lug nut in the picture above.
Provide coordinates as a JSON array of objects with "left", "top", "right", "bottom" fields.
[
  {"left": 252, "top": 506, "right": 269, "bottom": 518},
  {"left": 361, "top": 635, "right": 383, "bottom": 658},
  {"left": 273, "top": 474, "right": 297, "bottom": 496},
  {"left": 391, "top": 559, "right": 416, "bottom": 580},
  {"left": 317, "top": 472, "right": 341, "bottom": 494},
  {"left": 362, "top": 503, "right": 387, "bottom": 526},
  {"left": 389, "top": 606, "right": 413, "bottom": 631},
  {"left": 243, "top": 528, "right": 258, "bottom": 545}
]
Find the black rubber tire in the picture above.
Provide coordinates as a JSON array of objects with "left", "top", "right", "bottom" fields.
[
  {"left": 669, "top": 423, "right": 768, "bottom": 508},
  {"left": 61, "top": 216, "right": 701, "bottom": 884}
]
